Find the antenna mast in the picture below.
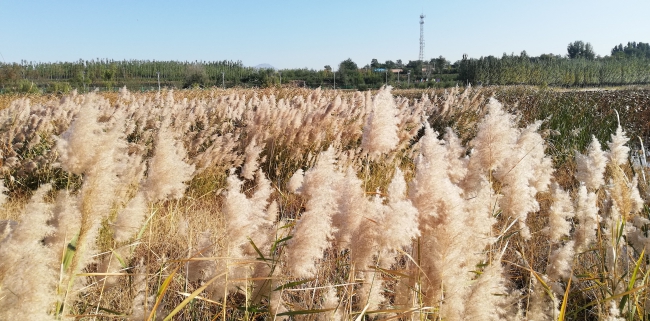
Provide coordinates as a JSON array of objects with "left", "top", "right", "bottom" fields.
[{"left": 419, "top": 14, "right": 426, "bottom": 61}]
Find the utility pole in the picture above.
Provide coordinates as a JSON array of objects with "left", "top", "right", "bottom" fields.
[
  {"left": 333, "top": 71, "right": 336, "bottom": 90},
  {"left": 385, "top": 70, "right": 388, "bottom": 85},
  {"left": 222, "top": 72, "right": 225, "bottom": 89},
  {"left": 408, "top": 70, "right": 411, "bottom": 87},
  {"left": 157, "top": 72, "right": 161, "bottom": 92}
]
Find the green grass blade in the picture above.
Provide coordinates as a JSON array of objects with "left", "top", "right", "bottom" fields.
[
  {"left": 248, "top": 237, "right": 268, "bottom": 262},
  {"left": 148, "top": 265, "right": 180, "bottom": 320},
  {"left": 272, "top": 279, "right": 313, "bottom": 292},
  {"left": 136, "top": 208, "right": 158, "bottom": 240},
  {"left": 109, "top": 248, "right": 127, "bottom": 269},
  {"left": 270, "top": 235, "right": 292, "bottom": 255},
  {"left": 619, "top": 249, "right": 645, "bottom": 313},
  {"left": 558, "top": 274, "right": 572, "bottom": 321},
  {"left": 62, "top": 234, "right": 78, "bottom": 271}
]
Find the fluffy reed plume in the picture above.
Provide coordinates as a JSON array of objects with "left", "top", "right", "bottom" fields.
[
  {"left": 320, "top": 286, "right": 343, "bottom": 321},
  {"left": 544, "top": 183, "right": 575, "bottom": 242},
  {"left": 0, "top": 184, "right": 57, "bottom": 320},
  {"left": 546, "top": 240, "right": 575, "bottom": 283},
  {"left": 332, "top": 166, "right": 368, "bottom": 247},
  {"left": 463, "top": 263, "right": 510, "bottom": 321},
  {"left": 54, "top": 94, "right": 131, "bottom": 308},
  {"left": 544, "top": 183, "right": 576, "bottom": 291},
  {"left": 496, "top": 128, "right": 545, "bottom": 239},
  {"left": 285, "top": 147, "right": 342, "bottom": 278},
  {"left": 0, "top": 180, "right": 7, "bottom": 206},
  {"left": 527, "top": 276, "right": 559, "bottom": 321},
  {"left": 141, "top": 117, "right": 196, "bottom": 203},
  {"left": 361, "top": 86, "right": 400, "bottom": 159},
  {"left": 113, "top": 116, "right": 194, "bottom": 242},
  {"left": 464, "top": 98, "right": 520, "bottom": 189},
  {"left": 443, "top": 128, "right": 469, "bottom": 184},
  {"left": 348, "top": 167, "right": 419, "bottom": 311},
  {"left": 287, "top": 168, "right": 304, "bottom": 194},
  {"left": 348, "top": 194, "right": 384, "bottom": 310},
  {"left": 576, "top": 136, "right": 608, "bottom": 190},
  {"left": 573, "top": 185, "right": 600, "bottom": 252},
  {"left": 379, "top": 167, "right": 420, "bottom": 254},
  {"left": 42, "top": 190, "right": 81, "bottom": 249},
  {"left": 113, "top": 193, "right": 147, "bottom": 242},
  {"left": 605, "top": 301, "right": 625, "bottom": 321},
  {"left": 222, "top": 169, "right": 273, "bottom": 257},
  {"left": 209, "top": 168, "right": 273, "bottom": 297},
  {"left": 241, "top": 136, "right": 265, "bottom": 180},
  {"left": 608, "top": 126, "right": 630, "bottom": 166},
  {"left": 467, "top": 99, "right": 553, "bottom": 239},
  {"left": 409, "top": 122, "right": 500, "bottom": 319},
  {"left": 55, "top": 94, "right": 115, "bottom": 175}
]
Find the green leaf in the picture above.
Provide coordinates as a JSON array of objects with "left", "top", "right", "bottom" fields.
[
  {"left": 62, "top": 234, "right": 78, "bottom": 271},
  {"left": 619, "top": 249, "right": 645, "bottom": 313},
  {"left": 96, "top": 306, "right": 126, "bottom": 316},
  {"left": 558, "top": 273, "right": 572, "bottom": 321},
  {"left": 248, "top": 237, "right": 267, "bottom": 262},
  {"left": 148, "top": 265, "right": 180, "bottom": 320},
  {"left": 236, "top": 305, "right": 269, "bottom": 313},
  {"left": 270, "top": 235, "right": 293, "bottom": 254},
  {"left": 272, "top": 279, "right": 314, "bottom": 292},
  {"left": 136, "top": 208, "right": 158, "bottom": 240},
  {"left": 110, "top": 248, "right": 127, "bottom": 269}
]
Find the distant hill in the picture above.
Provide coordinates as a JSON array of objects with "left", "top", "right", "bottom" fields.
[{"left": 253, "top": 63, "right": 275, "bottom": 70}]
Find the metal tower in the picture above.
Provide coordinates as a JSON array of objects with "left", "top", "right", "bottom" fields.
[{"left": 419, "top": 14, "right": 426, "bottom": 61}]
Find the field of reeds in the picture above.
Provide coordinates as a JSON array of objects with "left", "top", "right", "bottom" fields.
[{"left": 1, "top": 85, "right": 650, "bottom": 320}]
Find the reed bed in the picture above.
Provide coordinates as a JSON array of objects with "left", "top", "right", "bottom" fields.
[{"left": 1, "top": 86, "right": 649, "bottom": 320}]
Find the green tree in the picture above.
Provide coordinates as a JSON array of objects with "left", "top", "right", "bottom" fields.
[
  {"left": 102, "top": 63, "right": 117, "bottom": 90},
  {"left": 611, "top": 41, "right": 650, "bottom": 58},
  {"left": 405, "top": 60, "right": 424, "bottom": 77},
  {"left": 432, "top": 56, "right": 449, "bottom": 73},
  {"left": 567, "top": 41, "right": 595, "bottom": 60},
  {"left": 338, "top": 58, "right": 360, "bottom": 88},
  {"left": 183, "top": 64, "right": 208, "bottom": 88}
]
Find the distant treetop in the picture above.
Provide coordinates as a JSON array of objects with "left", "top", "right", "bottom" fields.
[{"left": 611, "top": 42, "right": 650, "bottom": 59}]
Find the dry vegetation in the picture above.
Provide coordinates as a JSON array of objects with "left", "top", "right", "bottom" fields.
[{"left": 1, "top": 86, "right": 650, "bottom": 320}]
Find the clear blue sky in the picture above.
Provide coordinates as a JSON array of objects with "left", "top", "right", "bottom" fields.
[{"left": 1, "top": 0, "right": 648, "bottom": 70}]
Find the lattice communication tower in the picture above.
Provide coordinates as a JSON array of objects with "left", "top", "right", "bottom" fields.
[{"left": 419, "top": 14, "right": 426, "bottom": 61}]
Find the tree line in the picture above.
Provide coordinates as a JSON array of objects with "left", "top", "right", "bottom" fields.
[
  {"left": 0, "top": 56, "right": 458, "bottom": 94},
  {"left": 458, "top": 41, "right": 650, "bottom": 86},
  {"left": 0, "top": 59, "right": 262, "bottom": 93},
  {"left": 1, "top": 41, "right": 648, "bottom": 93}
]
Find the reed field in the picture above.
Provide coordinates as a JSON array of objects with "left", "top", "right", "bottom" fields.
[{"left": 2, "top": 85, "right": 650, "bottom": 320}]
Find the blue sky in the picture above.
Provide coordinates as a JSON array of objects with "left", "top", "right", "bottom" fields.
[{"left": 1, "top": 1, "right": 648, "bottom": 70}]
